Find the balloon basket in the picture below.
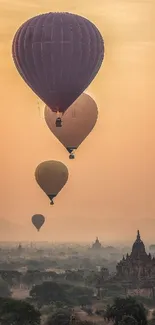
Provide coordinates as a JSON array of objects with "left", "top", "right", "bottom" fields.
[
  {"left": 55, "top": 117, "right": 62, "bottom": 127},
  {"left": 69, "top": 154, "right": 75, "bottom": 159}
]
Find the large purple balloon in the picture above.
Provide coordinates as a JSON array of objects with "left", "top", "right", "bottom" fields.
[{"left": 12, "top": 12, "right": 104, "bottom": 113}]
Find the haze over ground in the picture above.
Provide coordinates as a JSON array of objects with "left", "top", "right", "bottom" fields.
[{"left": 0, "top": 0, "right": 154, "bottom": 242}]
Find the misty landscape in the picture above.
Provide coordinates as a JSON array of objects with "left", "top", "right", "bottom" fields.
[{"left": 0, "top": 232, "right": 154, "bottom": 325}]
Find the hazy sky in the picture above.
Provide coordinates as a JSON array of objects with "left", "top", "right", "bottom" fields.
[{"left": 0, "top": 0, "right": 155, "bottom": 243}]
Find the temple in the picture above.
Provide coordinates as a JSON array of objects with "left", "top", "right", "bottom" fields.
[
  {"left": 17, "top": 243, "right": 22, "bottom": 251},
  {"left": 116, "top": 230, "right": 155, "bottom": 294},
  {"left": 91, "top": 237, "right": 102, "bottom": 250}
]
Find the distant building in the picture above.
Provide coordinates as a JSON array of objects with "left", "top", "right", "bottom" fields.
[
  {"left": 91, "top": 237, "right": 102, "bottom": 250},
  {"left": 116, "top": 230, "right": 155, "bottom": 297},
  {"left": 17, "top": 243, "right": 22, "bottom": 251}
]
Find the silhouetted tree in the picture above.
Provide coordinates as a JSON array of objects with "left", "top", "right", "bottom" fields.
[
  {"left": 0, "top": 270, "right": 21, "bottom": 287},
  {"left": 104, "top": 296, "right": 147, "bottom": 325},
  {"left": 118, "top": 315, "right": 138, "bottom": 325},
  {"left": 45, "top": 309, "right": 71, "bottom": 325},
  {"left": 30, "top": 281, "right": 93, "bottom": 307},
  {"left": 0, "top": 278, "right": 11, "bottom": 297},
  {"left": 65, "top": 270, "right": 84, "bottom": 283},
  {"left": 0, "top": 297, "right": 40, "bottom": 325},
  {"left": 45, "top": 309, "right": 94, "bottom": 325}
]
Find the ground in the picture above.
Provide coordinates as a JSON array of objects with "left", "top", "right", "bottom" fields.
[{"left": 12, "top": 288, "right": 30, "bottom": 299}]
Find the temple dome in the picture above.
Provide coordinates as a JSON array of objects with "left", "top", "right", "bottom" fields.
[
  {"left": 130, "top": 230, "right": 146, "bottom": 258},
  {"left": 91, "top": 237, "right": 102, "bottom": 250}
]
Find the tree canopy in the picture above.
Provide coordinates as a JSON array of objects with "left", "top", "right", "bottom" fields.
[
  {"left": 45, "top": 308, "right": 95, "bottom": 325},
  {"left": 104, "top": 296, "right": 148, "bottom": 325},
  {"left": 118, "top": 315, "right": 138, "bottom": 325},
  {"left": 0, "top": 277, "right": 11, "bottom": 298},
  {"left": 0, "top": 297, "right": 41, "bottom": 325},
  {"left": 45, "top": 308, "right": 72, "bottom": 325},
  {"left": 30, "top": 281, "right": 93, "bottom": 307}
]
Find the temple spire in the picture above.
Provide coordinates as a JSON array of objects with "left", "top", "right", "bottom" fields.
[
  {"left": 91, "top": 236, "right": 101, "bottom": 250},
  {"left": 137, "top": 230, "right": 140, "bottom": 240},
  {"left": 130, "top": 229, "right": 146, "bottom": 258}
]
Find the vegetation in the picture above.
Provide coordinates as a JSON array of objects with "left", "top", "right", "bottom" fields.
[
  {"left": 45, "top": 308, "right": 95, "bottom": 325},
  {"left": 118, "top": 315, "right": 138, "bottom": 325},
  {"left": 45, "top": 308, "right": 72, "bottom": 325},
  {"left": 104, "top": 296, "right": 148, "bottom": 325},
  {"left": 0, "top": 297, "right": 41, "bottom": 325},
  {"left": 29, "top": 281, "right": 93, "bottom": 308},
  {"left": 134, "top": 295, "right": 155, "bottom": 308},
  {"left": 0, "top": 277, "right": 11, "bottom": 297}
]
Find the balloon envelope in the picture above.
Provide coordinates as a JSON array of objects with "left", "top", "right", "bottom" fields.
[
  {"left": 44, "top": 93, "right": 98, "bottom": 157},
  {"left": 35, "top": 161, "right": 69, "bottom": 204},
  {"left": 32, "top": 214, "right": 45, "bottom": 231},
  {"left": 12, "top": 12, "right": 104, "bottom": 113}
]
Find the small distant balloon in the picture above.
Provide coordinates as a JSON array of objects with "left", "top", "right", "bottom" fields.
[
  {"left": 32, "top": 214, "right": 45, "bottom": 231},
  {"left": 44, "top": 93, "right": 98, "bottom": 159},
  {"left": 35, "top": 161, "right": 69, "bottom": 205}
]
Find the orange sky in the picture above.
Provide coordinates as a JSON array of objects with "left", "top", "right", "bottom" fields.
[{"left": 0, "top": 0, "right": 155, "bottom": 243}]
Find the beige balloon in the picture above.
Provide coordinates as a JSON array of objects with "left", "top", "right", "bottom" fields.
[
  {"left": 44, "top": 93, "right": 98, "bottom": 159},
  {"left": 35, "top": 161, "right": 69, "bottom": 205},
  {"left": 32, "top": 214, "right": 45, "bottom": 231}
]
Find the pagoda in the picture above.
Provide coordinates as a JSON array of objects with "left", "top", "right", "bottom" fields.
[
  {"left": 91, "top": 237, "right": 102, "bottom": 250},
  {"left": 116, "top": 230, "right": 155, "bottom": 288}
]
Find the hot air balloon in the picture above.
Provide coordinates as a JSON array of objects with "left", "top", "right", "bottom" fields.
[
  {"left": 32, "top": 214, "right": 45, "bottom": 231},
  {"left": 12, "top": 12, "right": 104, "bottom": 126},
  {"left": 44, "top": 93, "right": 98, "bottom": 159},
  {"left": 35, "top": 161, "right": 69, "bottom": 205}
]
